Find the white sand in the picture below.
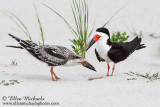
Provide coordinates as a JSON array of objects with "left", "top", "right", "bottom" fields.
[{"left": 0, "top": 0, "right": 160, "bottom": 107}]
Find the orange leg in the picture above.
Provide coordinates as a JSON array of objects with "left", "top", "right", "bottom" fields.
[
  {"left": 106, "top": 64, "right": 110, "bottom": 76},
  {"left": 53, "top": 71, "right": 60, "bottom": 80},
  {"left": 50, "top": 67, "right": 56, "bottom": 81},
  {"left": 111, "top": 64, "right": 115, "bottom": 76}
]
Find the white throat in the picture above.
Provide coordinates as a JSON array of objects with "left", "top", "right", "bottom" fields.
[{"left": 95, "top": 33, "right": 112, "bottom": 62}]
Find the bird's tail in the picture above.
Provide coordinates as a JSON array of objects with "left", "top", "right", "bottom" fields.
[
  {"left": 136, "top": 44, "right": 146, "bottom": 50},
  {"left": 8, "top": 34, "right": 38, "bottom": 50},
  {"left": 7, "top": 34, "right": 23, "bottom": 49},
  {"left": 127, "top": 37, "right": 143, "bottom": 54},
  {"left": 6, "top": 45, "right": 23, "bottom": 49},
  {"left": 8, "top": 34, "right": 21, "bottom": 42}
]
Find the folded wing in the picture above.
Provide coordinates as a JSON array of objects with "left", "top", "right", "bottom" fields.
[{"left": 108, "top": 37, "right": 143, "bottom": 63}]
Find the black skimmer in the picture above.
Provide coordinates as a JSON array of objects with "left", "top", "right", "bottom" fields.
[
  {"left": 86, "top": 28, "right": 146, "bottom": 76},
  {"left": 7, "top": 34, "right": 96, "bottom": 81}
]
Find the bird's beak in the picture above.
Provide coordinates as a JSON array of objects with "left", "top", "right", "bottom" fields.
[
  {"left": 86, "top": 34, "right": 101, "bottom": 51},
  {"left": 80, "top": 61, "right": 96, "bottom": 72}
]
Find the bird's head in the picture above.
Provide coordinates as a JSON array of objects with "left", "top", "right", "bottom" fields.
[
  {"left": 86, "top": 28, "right": 111, "bottom": 51},
  {"left": 69, "top": 55, "right": 96, "bottom": 72}
]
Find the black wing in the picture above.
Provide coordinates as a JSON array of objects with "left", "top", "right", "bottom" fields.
[
  {"left": 108, "top": 37, "right": 142, "bottom": 63},
  {"left": 95, "top": 49, "right": 105, "bottom": 62}
]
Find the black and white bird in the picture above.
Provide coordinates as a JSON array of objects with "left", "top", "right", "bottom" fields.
[
  {"left": 7, "top": 34, "right": 96, "bottom": 81},
  {"left": 86, "top": 28, "right": 146, "bottom": 76}
]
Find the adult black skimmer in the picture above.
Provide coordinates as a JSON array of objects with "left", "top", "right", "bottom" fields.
[
  {"left": 7, "top": 34, "right": 96, "bottom": 81},
  {"left": 86, "top": 28, "right": 146, "bottom": 76}
]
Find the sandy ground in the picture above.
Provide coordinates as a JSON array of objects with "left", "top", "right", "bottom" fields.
[{"left": 0, "top": 0, "right": 160, "bottom": 107}]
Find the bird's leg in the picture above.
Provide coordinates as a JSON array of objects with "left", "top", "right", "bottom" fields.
[
  {"left": 106, "top": 64, "right": 110, "bottom": 76},
  {"left": 111, "top": 64, "right": 115, "bottom": 76},
  {"left": 52, "top": 70, "right": 60, "bottom": 80},
  {"left": 50, "top": 67, "right": 56, "bottom": 81}
]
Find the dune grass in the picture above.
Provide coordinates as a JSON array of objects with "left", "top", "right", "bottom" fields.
[
  {"left": 125, "top": 72, "right": 160, "bottom": 81},
  {"left": 6, "top": 2, "right": 45, "bottom": 45},
  {"left": 6, "top": 12, "right": 32, "bottom": 41},
  {"left": 0, "top": 80, "right": 20, "bottom": 86},
  {"left": 41, "top": 0, "right": 132, "bottom": 57},
  {"left": 34, "top": 3, "right": 45, "bottom": 45},
  {"left": 41, "top": 0, "right": 94, "bottom": 58},
  {"left": 102, "top": 1, "right": 131, "bottom": 28}
]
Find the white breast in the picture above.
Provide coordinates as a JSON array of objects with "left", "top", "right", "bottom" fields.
[
  {"left": 96, "top": 37, "right": 112, "bottom": 63},
  {"left": 62, "top": 59, "right": 81, "bottom": 67}
]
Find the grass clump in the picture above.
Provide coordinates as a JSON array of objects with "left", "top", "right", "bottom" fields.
[
  {"left": 11, "top": 59, "right": 18, "bottom": 66},
  {"left": 125, "top": 72, "right": 160, "bottom": 81},
  {"left": 111, "top": 32, "right": 129, "bottom": 43},
  {"left": 6, "top": 2, "right": 45, "bottom": 44},
  {"left": 70, "top": 38, "right": 85, "bottom": 54},
  {"left": 0, "top": 80, "right": 20, "bottom": 86},
  {"left": 41, "top": 0, "right": 94, "bottom": 58}
]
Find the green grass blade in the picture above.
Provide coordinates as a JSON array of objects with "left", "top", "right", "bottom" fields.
[
  {"left": 88, "top": 20, "right": 95, "bottom": 38},
  {"left": 102, "top": 1, "right": 131, "bottom": 27},
  {"left": 41, "top": 2, "right": 78, "bottom": 37},
  {"left": 72, "top": 0, "right": 79, "bottom": 35},
  {"left": 75, "top": 0, "right": 83, "bottom": 39},
  {"left": 9, "top": 12, "right": 32, "bottom": 40},
  {"left": 34, "top": 3, "right": 45, "bottom": 45},
  {"left": 6, "top": 13, "right": 32, "bottom": 40},
  {"left": 71, "top": 4, "right": 80, "bottom": 36},
  {"left": 83, "top": 0, "right": 88, "bottom": 44}
]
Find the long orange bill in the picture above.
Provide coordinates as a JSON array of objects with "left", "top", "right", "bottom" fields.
[
  {"left": 86, "top": 38, "right": 95, "bottom": 51},
  {"left": 80, "top": 61, "right": 96, "bottom": 72},
  {"left": 86, "top": 34, "right": 101, "bottom": 51}
]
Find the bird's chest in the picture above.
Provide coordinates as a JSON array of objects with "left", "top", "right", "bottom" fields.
[
  {"left": 63, "top": 59, "right": 79, "bottom": 66},
  {"left": 96, "top": 39, "right": 111, "bottom": 62}
]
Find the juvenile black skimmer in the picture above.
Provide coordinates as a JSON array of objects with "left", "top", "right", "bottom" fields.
[
  {"left": 7, "top": 34, "right": 96, "bottom": 81},
  {"left": 86, "top": 28, "right": 146, "bottom": 76}
]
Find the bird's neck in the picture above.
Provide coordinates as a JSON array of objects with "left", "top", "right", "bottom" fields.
[
  {"left": 96, "top": 37, "right": 111, "bottom": 61},
  {"left": 107, "top": 38, "right": 112, "bottom": 45},
  {"left": 96, "top": 37, "right": 111, "bottom": 51}
]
